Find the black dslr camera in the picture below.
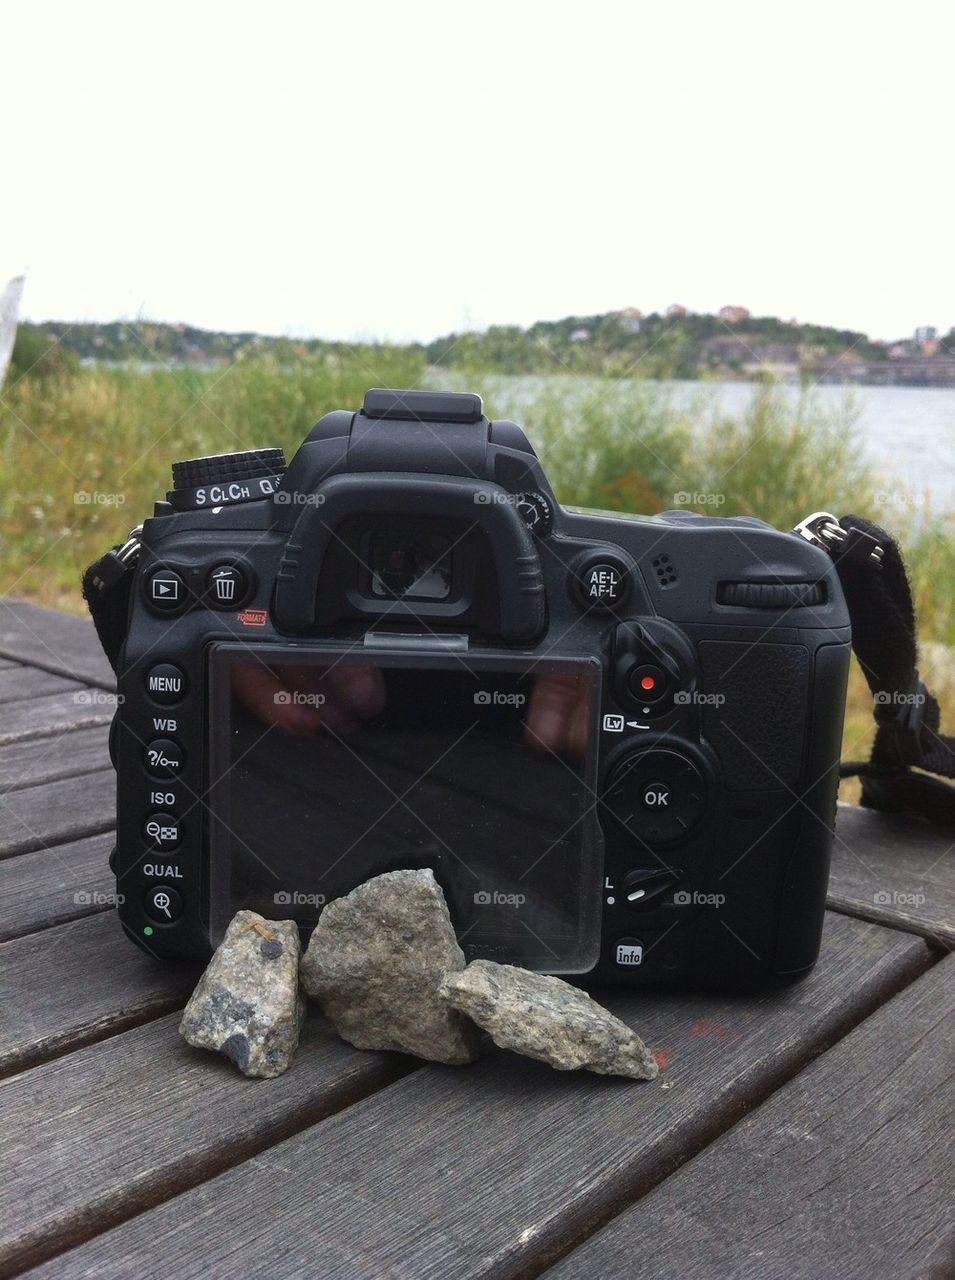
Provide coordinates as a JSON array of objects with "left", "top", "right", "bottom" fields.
[{"left": 103, "top": 389, "right": 851, "bottom": 988}]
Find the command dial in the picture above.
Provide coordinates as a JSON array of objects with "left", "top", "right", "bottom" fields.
[{"left": 168, "top": 449, "right": 286, "bottom": 512}]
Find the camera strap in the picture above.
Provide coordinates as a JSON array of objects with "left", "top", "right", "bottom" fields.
[
  {"left": 81, "top": 513, "right": 955, "bottom": 827},
  {"left": 796, "top": 512, "right": 955, "bottom": 826}
]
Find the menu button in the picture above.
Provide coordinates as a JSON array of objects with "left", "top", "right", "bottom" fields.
[{"left": 146, "top": 664, "right": 187, "bottom": 705}]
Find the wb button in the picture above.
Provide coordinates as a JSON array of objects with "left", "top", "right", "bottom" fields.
[{"left": 641, "top": 781, "right": 671, "bottom": 809}]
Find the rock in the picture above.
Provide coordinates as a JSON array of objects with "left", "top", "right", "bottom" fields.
[
  {"left": 439, "top": 960, "right": 658, "bottom": 1080},
  {"left": 179, "top": 910, "right": 305, "bottom": 1079},
  {"left": 300, "top": 869, "right": 479, "bottom": 1065}
]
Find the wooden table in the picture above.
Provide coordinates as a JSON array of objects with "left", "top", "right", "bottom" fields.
[{"left": 1, "top": 599, "right": 952, "bottom": 1279}]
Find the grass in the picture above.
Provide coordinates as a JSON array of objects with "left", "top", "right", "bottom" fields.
[{"left": 2, "top": 354, "right": 952, "bottom": 797}]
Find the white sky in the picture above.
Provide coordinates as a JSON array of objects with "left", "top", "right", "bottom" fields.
[{"left": 4, "top": 0, "right": 952, "bottom": 343}]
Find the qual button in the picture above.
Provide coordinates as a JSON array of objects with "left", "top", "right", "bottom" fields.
[{"left": 144, "top": 884, "right": 183, "bottom": 923}]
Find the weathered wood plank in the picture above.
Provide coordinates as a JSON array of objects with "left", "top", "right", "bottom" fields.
[
  {"left": 0, "top": 768, "right": 114, "bottom": 858},
  {"left": 0, "top": 830, "right": 115, "bottom": 942},
  {"left": 830, "top": 802, "right": 954, "bottom": 945},
  {"left": 28, "top": 914, "right": 930, "bottom": 1279},
  {"left": 0, "top": 911, "right": 198, "bottom": 1077},
  {"left": 0, "top": 665, "right": 80, "bottom": 705},
  {"left": 0, "top": 599, "right": 114, "bottom": 689},
  {"left": 547, "top": 955, "right": 955, "bottom": 1280},
  {"left": 0, "top": 724, "right": 110, "bottom": 791},
  {"left": 0, "top": 689, "right": 113, "bottom": 747},
  {"left": 0, "top": 1013, "right": 412, "bottom": 1275}
]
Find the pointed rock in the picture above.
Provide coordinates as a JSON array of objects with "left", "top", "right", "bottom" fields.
[
  {"left": 179, "top": 910, "right": 305, "bottom": 1079},
  {"left": 300, "top": 869, "right": 479, "bottom": 1065},
  {"left": 440, "top": 959, "right": 658, "bottom": 1080}
]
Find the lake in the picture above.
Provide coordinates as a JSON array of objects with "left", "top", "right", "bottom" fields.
[{"left": 471, "top": 376, "right": 955, "bottom": 514}]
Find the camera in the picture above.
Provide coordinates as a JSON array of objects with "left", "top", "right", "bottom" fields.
[{"left": 102, "top": 388, "right": 850, "bottom": 988}]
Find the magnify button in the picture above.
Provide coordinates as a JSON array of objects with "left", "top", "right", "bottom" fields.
[{"left": 144, "top": 884, "right": 183, "bottom": 923}]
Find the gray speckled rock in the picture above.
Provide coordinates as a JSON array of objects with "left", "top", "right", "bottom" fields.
[
  {"left": 439, "top": 960, "right": 658, "bottom": 1080},
  {"left": 300, "top": 869, "right": 479, "bottom": 1065},
  {"left": 179, "top": 911, "right": 305, "bottom": 1079}
]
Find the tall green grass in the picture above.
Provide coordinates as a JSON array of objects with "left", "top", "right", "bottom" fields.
[
  {"left": 2, "top": 356, "right": 951, "bottom": 795},
  {"left": 0, "top": 347, "right": 424, "bottom": 606}
]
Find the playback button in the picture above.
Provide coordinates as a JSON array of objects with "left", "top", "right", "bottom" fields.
[{"left": 146, "top": 569, "right": 185, "bottom": 612}]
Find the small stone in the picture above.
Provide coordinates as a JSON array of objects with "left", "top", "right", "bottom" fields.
[
  {"left": 439, "top": 960, "right": 658, "bottom": 1080},
  {"left": 300, "top": 869, "right": 479, "bottom": 1065},
  {"left": 179, "top": 911, "right": 305, "bottom": 1079}
]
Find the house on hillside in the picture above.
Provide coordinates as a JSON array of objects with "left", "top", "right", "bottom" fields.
[
  {"left": 612, "top": 307, "right": 643, "bottom": 334},
  {"left": 719, "top": 304, "right": 750, "bottom": 324}
]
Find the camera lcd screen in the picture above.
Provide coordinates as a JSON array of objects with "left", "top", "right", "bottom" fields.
[{"left": 208, "top": 646, "right": 602, "bottom": 973}]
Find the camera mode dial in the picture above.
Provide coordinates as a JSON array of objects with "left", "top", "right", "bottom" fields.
[{"left": 167, "top": 449, "right": 286, "bottom": 512}]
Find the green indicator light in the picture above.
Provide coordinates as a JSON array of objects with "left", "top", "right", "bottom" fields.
[{"left": 143, "top": 925, "right": 154, "bottom": 937}]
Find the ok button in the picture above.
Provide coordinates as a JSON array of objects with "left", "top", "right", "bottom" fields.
[{"left": 642, "top": 781, "right": 671, "bottom": 809}]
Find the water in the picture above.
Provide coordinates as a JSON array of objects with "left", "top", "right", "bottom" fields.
[
  {"left": 469, "top": 375, "right": 955, "bottom": 512},
  {"left": 667, "top": 380, "right": 955, "bottom": 511}
]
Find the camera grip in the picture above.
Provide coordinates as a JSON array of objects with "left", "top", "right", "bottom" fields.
[{"left": 272, "top": 472, "right": 545, "bottom": 638}]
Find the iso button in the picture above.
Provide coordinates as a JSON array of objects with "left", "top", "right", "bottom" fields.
[
  {"left": 574, "top": 553, "right": 630, "bottom": 611},
  {"left": 143, "top": 813, "right": 182, "bottom": 852}
]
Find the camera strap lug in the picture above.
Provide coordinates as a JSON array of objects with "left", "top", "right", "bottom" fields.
[
  {"left": 86, "top": 525, "right": 143, "bottom": 597},
  {"left": 792, "top": 510, "right": 884, "bottom": 567}
]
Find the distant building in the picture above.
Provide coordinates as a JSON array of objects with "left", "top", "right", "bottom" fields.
[
  {"left": 569, "top": 327, "right": 592, "bottom": 342},
  {"left": 719, "top": 305, "right": 750, "bottom": 324},
  {"left": 920, "top": 339, "right": 940, "bottom": 357},
  {"left": 666, "top": 303, "right": 687, "bottom": 318},
  {"left": 612, "top": 307, "right": 643, "bottom": 334},
  {"left": 914, "top": 325, "right": 937, "bottom": 345},
  {"left": 887, "top": 343, "right": 911, "bottom": 359}
]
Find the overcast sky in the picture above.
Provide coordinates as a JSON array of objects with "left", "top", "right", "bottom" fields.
[{"left": 5, "top": 0, "right": 952, "bottom": 343}]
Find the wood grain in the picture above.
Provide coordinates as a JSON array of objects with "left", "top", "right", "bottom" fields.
[
  {"left": 0, "top": 768, "right": 115, "bottom": 858},
  {"left": 830, "top": 802, "right": 954, "bottom": 946},
  {"left": 0, "top": 724, "right": 110, "bottom": 792},
  {"left": 0, "top": 911, "right": 198, "bottom": 1077},
  {"left": 547, "top": 955, "right": 955, "bottom": 1280},
  {"left": 0, "top": 1013, "right": 414, "bottom": 1275},
  {"left": 25, "top": 914, "right": 929, "bottom": 1279},
  {"left": 0, "top": 599, "right": 114, "bottom": 689},
  {"left": 0, "top": 666, "right": 80, "bottom": 705},
  {"left": 0, "top": 830, "right": 115, "bottom": 942},
  {"left": 0, "top": 689, "right": 113, "bottom": 747}
]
